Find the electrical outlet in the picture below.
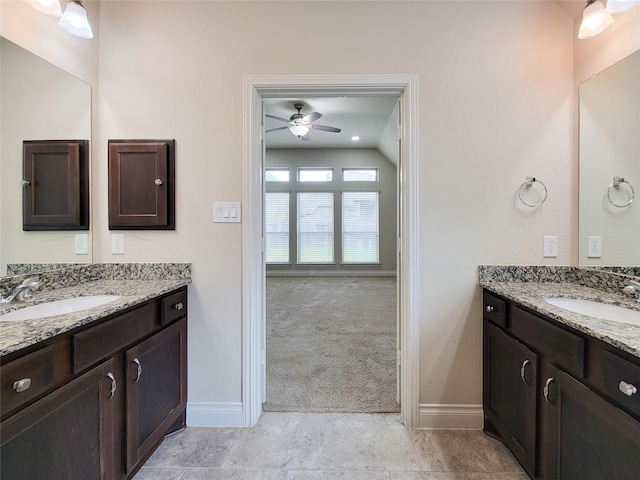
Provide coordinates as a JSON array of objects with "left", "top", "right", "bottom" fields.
[
  {"left": 75, "top": 234, "right": 89, "bottom": 255},
  {"left": 111, "top": 234, "right": 125, "bottom": 254},
  {"left": 544, "top": 236, "right": 558, "bottom": 258},
  {"left": 587, "top": 236, "right": 602, "bottom": 258}
]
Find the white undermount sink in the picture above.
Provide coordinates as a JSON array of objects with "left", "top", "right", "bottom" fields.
[
  {"left": 0, "top": 295, "right": 120, "bottom": 322},
  {"left": 545, "top": 297, "right": 640, "bottom": 326}
]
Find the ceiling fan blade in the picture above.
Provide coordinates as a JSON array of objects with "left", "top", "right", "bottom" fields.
[
  {"left": 309, "top": 124, "right": 341, "bottom": 133},
  {"left": 265, "top": 126, "right": 289, "bottom": 133},
  {"left": 302, "top": 112, "right": 322, "bottom": 123},
  {"left": 300, "top": 133, "right": 311, "bottom": 141},
  {"left": 265, "top": 114, "right": 291, "bottom": 123}
]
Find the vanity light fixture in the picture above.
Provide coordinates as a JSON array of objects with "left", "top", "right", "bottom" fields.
[
  {"left": 606, "top": 0, "right": 640, "bottom": 14},
  {"left": 579, "top": 0, "right": 614, "bottom": 39},
  {"left": 58, "top": 0, "right": 93, "bottom": 39},
  {"left": 24, "top": 0, "right": 62, "bottom": 16}
]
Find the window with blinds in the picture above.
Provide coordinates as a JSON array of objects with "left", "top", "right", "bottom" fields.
[
  {"left": 342, "top": 191, "right": 379, "bottom": 263},
  {"left": 297, "top": 192, "right": 334, "bottom": 263},
  {"left": 265, "top": 192, "right": 289, "bottom": 263}
]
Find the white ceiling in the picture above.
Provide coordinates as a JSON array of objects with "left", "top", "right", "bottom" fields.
[{"left": 263, "top": 96, "right": 398, "bottom": 150}]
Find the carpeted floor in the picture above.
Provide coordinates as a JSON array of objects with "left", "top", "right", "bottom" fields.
[{"left": 264, "top": 276, "right": 400, "bottom": 413}]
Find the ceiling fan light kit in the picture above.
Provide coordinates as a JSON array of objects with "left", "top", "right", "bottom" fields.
[{"left": 266, "top": 103, "right": 341, "bottom": 142}]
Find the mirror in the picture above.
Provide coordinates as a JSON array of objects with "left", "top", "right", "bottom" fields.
[
  {"left": 579, "top": 48, "right": 640, "bottom": 267},
  {"left": 0, "top": 37, "right": 92, "bottom": 277}
]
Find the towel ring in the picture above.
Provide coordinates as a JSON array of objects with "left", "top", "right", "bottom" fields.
[
  {"left": 518, "top": 177, "right": 548, "bottom": 207},
  {"left": 607, "top": 177, "right": 635, "bottom": 208}
]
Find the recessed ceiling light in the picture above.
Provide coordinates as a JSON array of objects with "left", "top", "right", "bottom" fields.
[{"left": 351, "top": 136, "right": 360, "bottom": 141}]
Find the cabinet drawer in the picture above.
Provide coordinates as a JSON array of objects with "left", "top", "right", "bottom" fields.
[
  {"left": 483, "top": 291, "right": 506, "bottom": 328},
  {"left": 510, "top": 306, "right": 584, "bottom": 378},
  {"left": 1, "top": 345, "right": 54, "bottom": 417},
  {"left": 602, "top": 351, "right": 640, "bottom": 417},
  {"left": 161, "top": 289, "right": 187, "bottom": 325},
  {"left": 73, "top": 303, "right": 155, "bottom": 373}
]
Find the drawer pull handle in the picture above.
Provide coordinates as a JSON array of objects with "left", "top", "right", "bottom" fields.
[
  {"left": 520, "top": 359, "right": 530, "bottom": 384},
  {"left": 544, "top": 377, "right": 555, "bottom": 404},
  {"left": 12, "top": 378, "right": 32, "bottom": 393},
  {"left": 619, "top": 380, "right": 638, "bottom": 397},
  {"left": 485, "top": 305, "right": 495, "bottom": 313},
  {"left": 133, "top": 358, "right": 142, "bottom": 383},
  {"left": 107, "top": 373, "right": 116, "bottom": 399},
  {"left": 174, "top": 302, "right": 184, "bottom": 311}
]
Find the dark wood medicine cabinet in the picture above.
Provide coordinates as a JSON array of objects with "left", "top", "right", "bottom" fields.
[
  {"left": 108, "top": 139, "right": 175, "bottom": 230},
  {"left": 22, "top": 140, "right": 90, "bottom": 231}
]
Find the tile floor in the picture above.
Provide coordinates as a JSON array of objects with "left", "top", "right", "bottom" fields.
[{"left": 134, "top": 413, "right": 528, "bottom": 480}]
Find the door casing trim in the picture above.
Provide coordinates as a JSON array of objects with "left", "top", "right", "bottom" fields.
[{"left": 242, "top": 74, "right": 420, "bottom": 426}]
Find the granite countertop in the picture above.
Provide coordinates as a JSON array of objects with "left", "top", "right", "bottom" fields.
[
  {"left": 481, "top": 281, "right": 640, "bottom": 359},
  {"left": 0, "top": 278, "right": 189, "bottom": 357}
]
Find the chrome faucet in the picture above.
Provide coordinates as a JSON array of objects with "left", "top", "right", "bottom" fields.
[
  {"left": 623, "top": 280, "right": 640, "bottom": 303},
  {"left": 0, "top": 277, "right": 41, "bottom": 305}
]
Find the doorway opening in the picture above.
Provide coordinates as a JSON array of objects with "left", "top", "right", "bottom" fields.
[
  {"left": 242, "top": 75, "right": 420, "bottom": 427},
  {"left": 262, "top": 96, "right": 399, "bottom": 412}
]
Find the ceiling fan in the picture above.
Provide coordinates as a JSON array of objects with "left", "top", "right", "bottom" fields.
[{"left": 265, "top": 103, "right": 341, "bottom": 141}]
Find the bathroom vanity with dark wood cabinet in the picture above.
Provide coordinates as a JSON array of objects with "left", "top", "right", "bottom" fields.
[
  {"left": 0, "top": 286, "right": 188, "bottom": 480},
  {"left": 483, "top": 289, "right": 640, "bottom": 479}
]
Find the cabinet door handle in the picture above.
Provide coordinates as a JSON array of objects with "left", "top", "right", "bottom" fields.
[
  {"left": 12, "top": 378, "right": 32, "bottom": 393},
  {"left": 133, "top": 358, "right": 142, "bottom": 383},
  {"left": 174, "top": 302, "right": 184, "bottom": 311},
  {"left": 619, "top": 380, "right": 638, "bottom": 397},
  {"left": 154, "top": 178, "right": 163, "bottom": 186},
  {"left": 520, "top": 359, "right": 530, "bottom": 384},
  {"left": 107, "top": 373, "right": 116, "bottom": 399},
  {"left": 544, "top": 377, "right": 555, "bottom": 404},
  {"left": 485, "top": 305, "right": 495, "bottom": 313}
]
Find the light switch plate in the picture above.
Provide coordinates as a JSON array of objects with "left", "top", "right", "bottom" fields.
[
  {"left": 543, "top": 236, "right": 558, "bottom": 258},
  {"left": 75, "top": 234, "right": 89, "bottom": 255},
  {"left": 213, "top": 202, "right": 241, "bottom": 223},
  {"left": 111, "top": 234, "right": 125, "bottom": 254}
]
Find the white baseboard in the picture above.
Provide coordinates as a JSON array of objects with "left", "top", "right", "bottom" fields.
[
  {"left": 418, "top": 404, "right": 483, "bottom": 429},
  {"left": 186, "top": 402, "right": 244, "bottom": 427},
  {"left": 266, "top": 270, "right": 397, "bottom": 277}
]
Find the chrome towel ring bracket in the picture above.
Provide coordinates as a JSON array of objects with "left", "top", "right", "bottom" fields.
[
  {"left": 518, "top": 177, "right": 548, "bottom": 207},
  {"left": 607, "top": 177, "right": 635, "bottom": 208}
]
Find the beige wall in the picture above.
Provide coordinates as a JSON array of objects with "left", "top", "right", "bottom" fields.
[{"left": 96, "top": 1, "right": 574, "bottom": 420}]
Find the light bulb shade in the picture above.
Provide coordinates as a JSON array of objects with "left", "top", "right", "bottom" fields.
[
  {"left": 24, "top": 0, "right": 62, "bottom": 16},
  {"left": 579, "top": 0, "right": 614, "bottom": 39},
  {"left": 59, "top": 1, "right": 93, "bottom": 39},
  {"left": 606, "top": 0, "right": 640, "bottom": 14},
  {"left": 289, "top": 125, "right": 310, "bottom": 137}
]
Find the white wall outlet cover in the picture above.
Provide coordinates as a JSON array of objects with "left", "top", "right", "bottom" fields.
[
  {"left": 543, "top": 236, "right": 558, "bottom": 258},
  {"left": 111, "top": 233, "right": 125, "bottom": 254},
  {"left": 587, "top": 236, "right": 602, "bottom": 258},
  {"left": 75, "top": 233, "right": 89, "bottom": 255}
]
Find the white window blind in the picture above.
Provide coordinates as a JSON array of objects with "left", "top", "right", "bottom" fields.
[
  {"left": 265, "top": 192, "right": 289, "bottom": 263},
  {"left": 297, "top": 192, "right": 334, "bottom": 263},
  {"left": 342, "top": 191, "right": 379, "bottom": 263}
]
